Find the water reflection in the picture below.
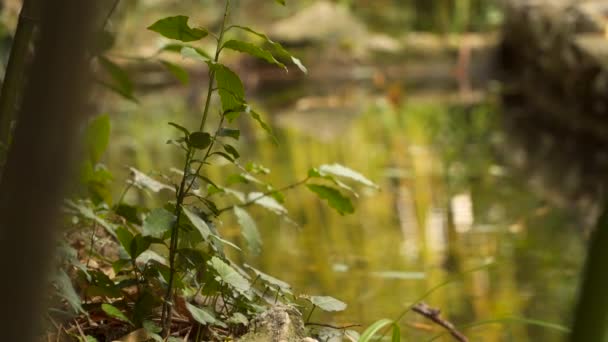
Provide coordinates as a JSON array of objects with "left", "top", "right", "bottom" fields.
[{"left": 106, "top": 85, "right": 586, "bottom": 340}]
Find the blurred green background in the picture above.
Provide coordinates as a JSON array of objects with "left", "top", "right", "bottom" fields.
[{"left": 2, "top": 0, "right": 586, "bottom": 340}]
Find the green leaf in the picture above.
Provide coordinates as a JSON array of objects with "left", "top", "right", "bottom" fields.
[
  {"left": 209, "top": 257, "right": 251, "bottom": 296},
  {"left": 143, "top": 208, "right": 176, "bottom": 237},
  {"left": 223, "top": 40, "right": 286, "bottom": 70},
  {"left": 250, "top": 109, "right": 277, "bottom": 143},
  {"left": 182, "top": 207, "right": 212, "bottom": 240},
  {"left": 180, "top": 46, "right": 211, "bottom": 61},
  {"left": 185, "top": 302, "right": 217, "bottom": 325},
  {"left": 246, "top": 162, "right": 270, "bottom": 175},
  {"left": 130, "top": 234, "right": 159, "bottom": 260},
  {"left": 208, "top": 63, "right": 244, "bottom": 112},
  {"left": 223, "top": 144, "right": 240, "bottom": 160},
  {"left": 308, "top": 295, "right": 347, "bottom": 312},
  {"left": 308, "top": 168, "right": 358, "bottom": 198},
  {"left": 101, "top": 303, "right": 134, "bottom": 325},
  {"left": 344, "top": 330, "right": 360, "bottom": 342},
  {"left": 275, "top": 0, "right": 286, "bottom": 5},
  {"left": 97, "top": 56, "right": 137, "bottom": 102},
  {"left": 147, "top": 16, "right": 208, "bottom": 42},
  {"left": 115, "top": 226, "right": 134, "bottom": 255},
  {"left": 234, "top": 207, "right": 262, "bottom": 254},
  {"left": 160, "top": 60, "right": 189, "bottom": 84},
  {"left": 306, "top": 184, "right": 354, "bottom": 215},
  {"left": 188, "top": 132, "right": 211, "bottom": 149},
  {"left": 247, "top": 192, "right": 288, "bottom": 215},
  {"left": 55, "top": 270, "right": 84, "bottom": 314},
  {"left": 66, "top": 200, "right": 116, "bottom": 237},
  {"left": 85, "top": 114, "right": 110, "bottom": 163},
  {"left": 219, "top": 128, "right": 240, "bottom": 140},
  {"left": 114, "top": 204, "right": 142, "bottom": 225},
  {"left": 168, "top": 122, "right": 190, "bottom": 137},
  {"left": 211, "top": 151, "right": 235, "bottom": 163},
  {"left": 227, "top": 312, "right": 249, "bottom": 325},
  {"left": 229, "top": 25, "right": 307, "bottom": 73},
  {"left": 244, "top": 264, "right": 291, "bottom": 291},
  {"left": 318, "top": 164, "right": 378, "bottom": 188},
  {"left": 392, "top": 323, "right": 401, "bottom": 342},
  {"left": 129, "top": 167, "right": 174, "bottom": 193},
  {"left": 359, "top": 319, "right": 394, "bottom": 342}
]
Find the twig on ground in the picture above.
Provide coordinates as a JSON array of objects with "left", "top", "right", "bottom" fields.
[
  {"left": 411, "top": 302, "right": 468, "bottom": 342},
  {"left": 305, "top": 322, "right": 361, "bottom": 330},
  {"left": 74, "top": 319, "right": 87, "bottom": 340}
]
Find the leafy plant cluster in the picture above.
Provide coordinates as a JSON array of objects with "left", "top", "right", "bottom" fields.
[{"left": 53, "top": 1, "right": 378, "bottom": 341}]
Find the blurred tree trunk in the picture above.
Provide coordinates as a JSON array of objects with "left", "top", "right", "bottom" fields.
[
  {"left": 0, "top": 0, "right": 40, "bottom": 160},
  {"left": 0, "top": 1, "right": 97, "bottom": 341}
]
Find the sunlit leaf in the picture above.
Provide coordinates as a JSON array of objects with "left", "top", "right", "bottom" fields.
[
  {"left": 143, "top": 208, "right": 175, "bottom": 237},
  {"left": 185, "top": 302, "right": 217, "bottom": 325},
  {"left": 307, "top": 295, "right": 347, "bottom": 312},
  {"left": 188, "top": 132, "right": 211, "bottom": 149},
  {"left": 223, "top": 40, "right": 286, "bottom": 70},
  {"left": 179, "top": 46, "right": 211, "bottom": 62},
  {"left": 290, "top": 56, "right": 308, "bottom": 74},
  {"left": 65, "top": 200, "right": 116, "bottom": 237},
  {"left": 250, "top": 109, "right": 277, "bottom": 143},
  {"left": 85, "top": 114, "right": 110, "bottom": 164},
  {"left": 344, "top": 330, "right": 360, "bottom": 342},
  {"left": 244, "top": 264, "right": 291, "bottom": 291},
  {"left": 308, "top": 168, "right": 358, "bottom": 198},
  {"left": 54, "top": 270, "right": 84, "bottom": 314},
  {"left": 160, "top": 60, "right": 189, "bottom": 84},
  {"left": 209, "top": 257, "right": 251, "bottom": 296},
  {"left": 234, "top": 207, "right": 262, "bottom": 254},
  {"left": 228, "top": 312, "right": 249, "bottom": 325},
  {"left": 219, "top": 128, "right": 240, "bottom": 140},
  {"left": 101, "top": 303, "right": 134, "bottom": 325},
  {"left": 246, "top": 162, "right": 270, "bottom": 175},
  {"left": 247, "top": 192, "right": 288, "bottom": 215},
  {"left": 318, "top": 164, "right": 378, "bottom": 188},
  {"left": 230, "top": 25, "right": 307, "bottom": 73},
  {"left": 148, "top": 16, "right": 208, "bottom": 42},
  {"left": 306, "top": 184, "right": 354, "bottom": 215},
  {"left": 182, "top": 206, "right": 212, "bottom": 240},
  {"left": 129, "top": 167, "right": 174, "bottom": 193}
]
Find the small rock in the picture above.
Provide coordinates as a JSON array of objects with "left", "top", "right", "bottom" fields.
[{"left": 238, "top": 304, "right": 315, "bottom": 342}]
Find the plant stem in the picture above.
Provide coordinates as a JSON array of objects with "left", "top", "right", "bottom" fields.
[
  {"left": 160, "top": 0, "right": 231, "bottom": 335},
  {"left": 305, "top": 306, "right": 316, "bottom": 323},
  {"left": 198, "top": 0, "right": 230, "bottom": 133}
]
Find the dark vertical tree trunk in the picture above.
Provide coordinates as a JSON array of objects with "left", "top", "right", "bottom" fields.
[
  {"left": 0, "top": 1, "right": 97, "bottom": 341},
  {"left": 0, "top": 0, "right": 40, "bottom": 158}
]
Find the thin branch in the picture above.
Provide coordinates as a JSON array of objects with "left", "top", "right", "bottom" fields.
[
  {"left": 411, "top": 302, "right": 468, "bottom": 342},
  {"left": 102, "top": 0, "right": 120, "bottom": 30},
  {"left": 305, "top": 322, "right": 361, "bottom": 330},
  {"left": 216, "top": 177, "right": 309, "bottom": 214}
]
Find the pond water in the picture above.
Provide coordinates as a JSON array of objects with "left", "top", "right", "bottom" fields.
[
  {"left": 106, "top": 79, "right": 587, "bottom": 341},
  {"left": 100, "top": 2, "right": 591, "bottom": 340}
]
